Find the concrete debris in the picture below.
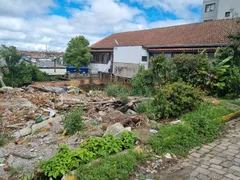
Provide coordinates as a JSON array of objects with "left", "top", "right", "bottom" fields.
[
  {"left": 164, "top": 153, "right": 172, "bottom": 159},
  {"left": 0, "top": 86, "right": 162, "bottom": 179},
  {"left": 13, "top": 126, "right": 32, "bottom": 138},
  {"left": 149, "top": 129, "right": 158, "bottom": 134},
  {"left": 104, "top": 123, "right": 131, "bottom": 136},
  {"left": 170, "top": 119, "right": 181, "bottom": 125}
]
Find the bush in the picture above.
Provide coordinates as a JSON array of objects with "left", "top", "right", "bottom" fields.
[
  {"left": 136, "top": 100, "right": 157, "bottom": 119},
  {"left": 153, "top": 80, "right": 202, "bottom": 118},
  {"left": 131, "top": 65, "right": 154, "bottom": 90},
  {"left": 171, "top": 53, "right": 207, "bottom": 86},
  {"left": 76, "top": 151, "right": 142, "bottom": 180},
  {"left": 151, "top": 103, "right": 231, "bottom": 156},
  {"left": 63, "top": 107, "right": 84, "bottom": 135}
]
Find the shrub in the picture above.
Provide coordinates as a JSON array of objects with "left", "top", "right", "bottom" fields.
[
  {"left": 150, "top": 54, "right": 174, "bottom": 85},
  {"left": 131, "top": 65, "right": 154, "bottom": 90},
  {"left": 153, "top": 80, "right": 202, "bottom": 119},
  {"left": 136, "top": 100, "right": 157, "bottom": 119},
  {"left": 63, "top": 107, "right": 84, "bottom": 134},
  {"left": 76, "top": 151, "right": 142, "bottom": 180}
]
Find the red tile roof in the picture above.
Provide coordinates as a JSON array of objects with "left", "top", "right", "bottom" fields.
[{"left": 91, "top": 19, "right": 238, "bottom": 49}]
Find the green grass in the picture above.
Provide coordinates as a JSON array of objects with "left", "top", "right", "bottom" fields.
[
  {"left": 75, "top": 151, "right": 143, "bottom": 180},
  {"left": 105, "top": 84, "right": 154, "bottom": 97},
  {"left": 151, "top": 102, "right": 234, "bottom": 157}
]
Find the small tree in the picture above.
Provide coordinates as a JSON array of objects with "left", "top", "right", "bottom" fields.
[{"left": 64, "top": 36, "right": 92, "bottom": 71}]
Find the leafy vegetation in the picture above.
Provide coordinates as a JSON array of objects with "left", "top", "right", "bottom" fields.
[
  {"left": 0, "top": 45, "right": 57, "bottom": 87},
  {"left": 63, "top": 36, "right": 92, "bottom": 70},
  {"left": 63, "top": 107, "right": 84, "bottom": 135},
  {"left": 76, "top": 151, "right": 143, "bottom": 180},
  {"left": 39, "top": 132, "right": 135, "bottom": 178},
  {"left": 153, "top": 80, "right": 202, "bottom": 119},
  {"left": 151, "top": 103, "right": 233, "bottom": 156}
]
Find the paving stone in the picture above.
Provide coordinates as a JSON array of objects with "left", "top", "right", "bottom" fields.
[
  {"left": 221, "top": 177, "right": 233, "bottom": 180},
  {"left": 189, "top": 177, "right": 199, "bottom": 180},
  {"left": 191, "top": 152, "right": 201, "bottom": 158},
  {"left": 197, "top": 173, "right": 211, "bottom": 180},
  {"left": 208, "top": 172, "right": 223, "bottom": 179},
  {"left": 225, "top": 174, "right": 240, "bottom": 180},
  {"left": 217, "top": 145, "right": 228, "bottom": 150},
  {"left": 210, "top": 164, "right": 223, "bottom": 170},
  {"left": 228, "top": 145, "right": 240, "bottom": 150},
  {"left": 210, "top": 158, "right": 223, "bottom": 165},
  {"left": 221, "top": 161, "right": 234, "bottom": 168},
  {"left": 234, "top": 158, "right": 240, "bottom": 164},
  {"left": 233, "top": 171, "right": 240, "bottom": 177},
  {"left": 230, "top": 166, "right": 240, "bottom": 172},
  {"left": 226, "top": 149, "right": 239, "bottom": 155},
  {"left": 190, "top": 171, "right": 199, "bottom": 177},
  {"left": 195, "top": 167, "right": 211, "bottom": 175},
  {"left": 209, "top": 168, "right": 226, "bottom": 175}
]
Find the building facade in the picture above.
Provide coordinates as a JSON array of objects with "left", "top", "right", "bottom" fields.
[
  {"left": 202, "top": 0, "right": 240, "bottom": 21},
  {"left": 90, "top": 19, "right": 237, "bottom": 78}
]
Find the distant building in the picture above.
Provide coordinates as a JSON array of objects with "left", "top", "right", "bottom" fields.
[
  {"left": 35, "top": 61, "right": 66, "bottom": 75},
  {"left": 202, "top": 0, "right": 240, "bottom": 21}
]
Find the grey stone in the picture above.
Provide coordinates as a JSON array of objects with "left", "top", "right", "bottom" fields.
[
  {"left": 222, "top": 161, "right": 234, "bottom": 168},
  {"left": 209, "top": 168, "right": 226, "bottom": 175},
  {"left": 0, "top": 149, "right": 6, "bottom": 158},
  {"left": 195, "top": 167, "right": 211, "bottom": 175},
  {"left": 198, "top": 173, "right": 211, "bottom": 180},
  {"left": 210, "top": 158, "right": 223, "bottom": 165},
  {"left": 230, "top": 166, "right": 240, "bottom": 172},
  {"left": 234, "top": 158, "right": 240, "bottom": 164},
  {"left": 190, "top": 171, "right": 199, "bottom": 177},
  {"left": 191, "top": 152, "right": 201, "bottom": 158},
  {"left": 225, "top": 174, "right": 239, "bottom": 180},
  {"left": 208, "top": 172, "right": 223, "bottom": 179},
  {"left": 210, "top": 164, "right": 223, "bottom": 170}
]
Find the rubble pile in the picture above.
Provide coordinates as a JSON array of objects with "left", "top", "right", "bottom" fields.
[{"left": 0, "top": 85, "right": 158, "bottom": 179}]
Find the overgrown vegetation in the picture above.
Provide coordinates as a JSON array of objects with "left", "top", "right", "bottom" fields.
[
  {"left": 39, "top": 132, "right": 135, "bottom": 178},
  {"left": 63, "top": 107, "right": 84, "bottom": 135},
  {"left": 76, "top": 151, "right": 143, "bottom": 180},
  {"left": 151, "top": 103, "right": 233, "bottom": 156},
  {"left": 153, "top": 80, "right": 202, "bottom": 118}
]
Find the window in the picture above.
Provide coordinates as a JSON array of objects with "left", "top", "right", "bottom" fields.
[
  {"left": 225, "top": 11, "right": 231, "bottom": 17},
  {"left": 142, "top": 56, "right": 147, "bottom": 62},
  {"left": 205, "top": 3, "right": 215, "bottom": 12}
]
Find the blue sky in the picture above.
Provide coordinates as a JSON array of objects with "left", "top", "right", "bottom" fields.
[{"left": 0, "top": 0, "right": 203, "bottom": 51}]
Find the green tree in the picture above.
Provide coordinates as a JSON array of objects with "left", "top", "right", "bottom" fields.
[
  {"left": 0, "top": 45, "right": 21, "bottom": 70},
  {"left": 64, "top": 36, "right": 92, "bottom": 71}
]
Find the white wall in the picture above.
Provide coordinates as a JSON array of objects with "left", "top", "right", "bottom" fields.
[
  {"left": 217, "top": 0, "right": 240, "bottom": 19},
  {"left": 114, "top": 46, "right": 149, "bottom": 66},
  {"left": 40, "top": 69, "right": 66, "bottom": 75},
  {"left": 90, "top": 61, "right": 111, "bottom": 73},
  {"left": 113, "top": 46, "right": 149, "bottom": 78}
]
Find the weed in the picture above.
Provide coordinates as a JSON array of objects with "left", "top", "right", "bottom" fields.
[
  {"left": 39, "top": 132, "right": 136, "bottom": 178},
  {"left": 63, "top": 107, "right": 84, "bottom": 135},
  {"left": 76, "top": 151, "right": 143, "bottom": 180},
  {"left": 151, "top": 103, "right": 232, "bottom": 157}
]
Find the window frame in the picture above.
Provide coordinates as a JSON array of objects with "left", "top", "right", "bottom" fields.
[
  {"left": 142, "top": 56, "right": 148, "bottom": 62},
  {"left": 205, "top": 3, "right": 216, "bottom": 12},
  {"left": 225, "top": 11, "right": 231, "bottom": 17}
]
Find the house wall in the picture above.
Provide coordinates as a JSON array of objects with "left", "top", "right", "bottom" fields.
[
  {"left": 202, "top": 0, "right": 219, "bottom": 21},
  {"left": 90, "top": 60, "right": 111, "bottom": 74},
  {"left": 39, "top": 68, "right": 66, "bottom": 75},
  {"left": 217, "top": 0, "right": 240, "bottom": 19},
  {"left": 113, "top": 46, "right": 149, "bottom": 78},
  {"left": 202, "top": 0, "right": 240, "bottom": 21}
]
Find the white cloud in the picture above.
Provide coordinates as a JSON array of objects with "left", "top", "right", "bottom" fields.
[
  {"left": 0, "top": 0, "right": 56, "bottom": 17},
  {"left": 0, "top": 0, "right": 201, "bottom": 51},
  {"left": 131, "top": 0, "right": 202, "bottom": 20}
]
